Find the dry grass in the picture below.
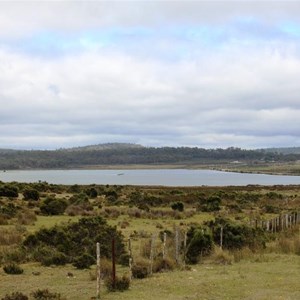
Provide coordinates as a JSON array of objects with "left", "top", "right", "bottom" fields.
[
  {"left": 209, "top": 247, "right": 234, "bottom": 265},
  {"left": 267, "top": 227, "right": 300, "bottom": 255},
  {"left": 0, "top": 228, "right": 23, "bottom": 246}
]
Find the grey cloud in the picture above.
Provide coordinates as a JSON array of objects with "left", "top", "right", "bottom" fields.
[
  {"left": 1, "top": 2, "right": 300, "bottom": 149},
  {"left": 0, "top": 1, "right": 300, "bottom": 38}
]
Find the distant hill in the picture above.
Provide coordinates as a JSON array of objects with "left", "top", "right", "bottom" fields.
[
  {"left": 0, "top": 144, "right": 299, "bottom": 170},
  {"left": 61, "top": 143, "right": 144, "bottom": 152}
]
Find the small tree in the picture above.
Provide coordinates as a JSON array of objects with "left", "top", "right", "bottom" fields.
[{"left": 23, "top": 188, "right": 40, "bottom": 201}]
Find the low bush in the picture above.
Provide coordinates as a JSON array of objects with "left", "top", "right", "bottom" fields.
[
  {"left": 171, "top": 201, "right": 184, "bottom": 212},
  {"left": 1, "top": 246, "right": 27, "bottom": 264},
  {"left": 41, "top": 251, "right": 68, "bottom": 267},
  {"left": 198, "top": 195, "right": 221, "bottom": 212},
  {"left": 1, "top": 292, "right": 28, "bottom": 300},
  {"left": 40, "top": 197, "right": 68, "bottom": 215},
  {"left": 153, "top": 257, "right": 176, "bottom": 272},
  {"left": 105, "top": 275, "right": 130, "bottom": 292},
  {"left": 31, "top": 289, "right": 64, "bottom": 300},
  {"left": 23, "top": 188, "right": 40, "bottom": 201},
  {"left": 3, "top": 263, "right": 24, "bottom": 274},
  {"left": 0, "top": 184, "right": 18, "bottom": 198},
  {"left": 72, "top": 253, "right": 95, "bottom": 269},
  {"left": 23, "top": 216, "right": 126, "bottom": 266},
  {"left": 132, "top": 258, "right": 149, "bottom": 279},
  {"left": 207, "top": 217, "right": 267, "bottom": 250}
]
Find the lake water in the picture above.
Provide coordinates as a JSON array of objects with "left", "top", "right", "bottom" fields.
[{"left": 0, "top": 169, "right": 299, "bottom": 186}]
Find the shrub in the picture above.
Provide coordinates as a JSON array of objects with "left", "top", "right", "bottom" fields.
[
  {"left": 99, "top": 257, "right": 113, "bottom": 279},
  {"left": 31, "top": 289, "right": 64, "bottom": 300},
  {"left": 23, "top": 188, "right": 40, "bottom": 201},
  {"left": 73, "top": 253, "right": 95, "bottom": 269},
  {"left": 69, "top": 193, "right": 89, "bottom": 205},
  {"left": 2, "top": 246, "right": 27, "bottom": 264},
  {"left": 1, "top": 292, "right": 28, "bottom": 300},
  {"left": 23, "top": 216, "right": 126, "bottom": 266},
  {"left": 132, "top": 258, "right": 149, "bottom": 279},
  {"left": 0, "top": 202, "right": 17, "bottom": 217},
  {"left": 186, "top": 226, "right": 213, "bottom": 264},
  {"left": 41, "top": 251, "right": 68, "bottom": 267},
  {"left": 171, "top": 201, "right": 184, "bottom": 212},
  {"left": 207, "top": 217, "right": 267, "bottom": 250},
  {"left": 105, "top": 275, "right": 130, "bottom": 292},
  {"left": 118, "top": 253, "right": 130, "bottom": 266},
  {"left": 0, "top": 184, "right": 18, "bottom": 198},
  {"left": 199, "top": 195, "right": 221, "bottom": 212},
  {"left": 3, "top": 263, "right": 24, "bottom": 274},
  {"left": 40, "top": 197, "right": 68, "bottom": 215},
  {"left": 85, "top": 187, "right": 98, "bottom": 198},
  {"left": 153, "top": 257, "right": 176, "bottom": 272}
]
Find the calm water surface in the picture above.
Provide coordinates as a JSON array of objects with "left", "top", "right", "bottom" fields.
[{"left": 0, "top": 169, "right": 299, "bottom": 186}]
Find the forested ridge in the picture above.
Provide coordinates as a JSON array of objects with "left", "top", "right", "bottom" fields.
[{"left": 0, "top": 144, "right": 297, "bottom": 170}]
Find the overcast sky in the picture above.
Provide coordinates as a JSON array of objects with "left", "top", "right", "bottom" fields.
[{"left": 1, "top": 1, "right": 300, "bottom": 150}]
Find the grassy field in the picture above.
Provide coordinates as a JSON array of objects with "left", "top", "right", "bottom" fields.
[
  {"left": 0, "top": 183, "right": 299, "bottom": 299},
  {"left": 0, "top": 254, "right": 299, "bottom": 299}
]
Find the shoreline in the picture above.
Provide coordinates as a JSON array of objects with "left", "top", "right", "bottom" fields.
[{"left": 2, "top": 163, "right": 300, "bottom": 176}]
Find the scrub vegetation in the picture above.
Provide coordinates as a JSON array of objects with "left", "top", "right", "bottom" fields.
[{"left": 0, "top": 181, "right": 299, "bottom": 299}]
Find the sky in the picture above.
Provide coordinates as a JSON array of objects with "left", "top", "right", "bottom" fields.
[{"left": 1, "top": 1, "right": 300, "bottom": 150}]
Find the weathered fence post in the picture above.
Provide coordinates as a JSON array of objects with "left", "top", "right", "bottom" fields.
[
  {"left": 162, "top": 232, "right": 167, "bottom": 260},
  {"left": 175, "top": 227, "right": 179, "bottom": 265},
  {"left": 220, "top": 226, "right": 223, "bottom": 250},
  {"left": 96, "top": 242, "right": 101, "bottom": 299},
  {"left": 266, "top": 220, "right": 270, "bottom": 232},
  {"left": 149, "top": 233, "right": 156, "bottom": 275},
  {"left": 128, "top": 238, "right": 133, "bottom": 280},
  {"left": 112, "top": 237, "right": 116, "bottom": 290},
  {"left": 183, "top": 230, "right": 187, "bottom": 267}
]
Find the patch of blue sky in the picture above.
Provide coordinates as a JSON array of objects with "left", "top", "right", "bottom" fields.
[
  {"left": 0, "top": 27, "right": 155, "bottom": 57},
  {"left": 280, "top": 21, "right": 300, "bottom": 38},
  {"left": 0, "top": 31, "right": 80, "bottom": 58}
]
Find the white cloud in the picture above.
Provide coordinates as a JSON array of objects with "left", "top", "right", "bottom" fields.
[{"left": 0, "top": 1, "right": 300, "bottom": 149}]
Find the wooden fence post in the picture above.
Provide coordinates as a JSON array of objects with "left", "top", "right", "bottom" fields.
[
  {"left": 183, "top": 230, "right": 187, "bottom": 267},
  {"left": 149, "top": 234, "right": 156, "bottom": 275},
  {"left": 112, "top": 237, "right": 116, "bottom": 290},
  {"left": 175, "top": 227, "right": 179, "bottom": 265},
  {"left": 128, "top": 238, "right": 133, "bottom": 280},
  {"left": 220, "top": 226, "right": 223, "bottom": 250},
  {"left": 162, "top": 232, "right": 167, "bottom": 260},
  {"left": 96, "top": 242, "right": 101, "bottom": 299},
  {"left": 266, "top": 220, "right": 269, "bottom": 232}
]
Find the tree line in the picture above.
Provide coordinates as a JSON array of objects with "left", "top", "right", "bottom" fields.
[{"left": 0, "top": 145, "right": 296, "bottom": 169}]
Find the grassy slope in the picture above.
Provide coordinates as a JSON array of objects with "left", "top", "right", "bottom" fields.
[{"left": 0, "top": 254, "right": 299, "bottom": 299}]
